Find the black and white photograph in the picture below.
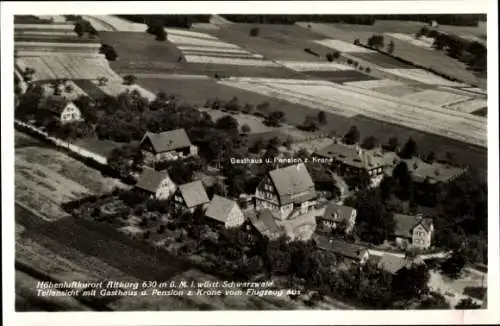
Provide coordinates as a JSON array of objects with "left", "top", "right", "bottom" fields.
[{"left": 2, "top": 1, "right": 499, "bottom": 325}]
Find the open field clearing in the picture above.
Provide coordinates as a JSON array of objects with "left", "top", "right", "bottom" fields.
[
  {"left": 183, "top": 55, "right": 278, "bottom": 67},
  {"left": 168, "top": 34, "right": 241, "bottom": 49},
  {"left": 386, "top": 33, "right": 434, "bottom": 49},
  {"left": 304, "top": 70, "right": 378, "bottom": 83},
  {"left": 401, "top": 89, "right": 472, "bottom": 107},
  {"left": 182, "top": 51, "right": 263, "bottom": 59},
  {"left": 97, "top": 82, "right": 156, "bottom": 101},
  {"left": 349, "top": 52, "right": 413, "bottom": 69},
  {"left": 298, "top": 20, "right": 428, "bottom": 34},
  {"left": 15, "top": 29, "right": 77, "bottom": 37},
  {"left": 16, "top": 204, "right": 47, "bottom": 229},
  {"left": 16, "top": 54, "right": 121, "bottom": 82},
  {"left": 314, "top": 39, "right": 376, "bottom": 53},
  {"left": 445, "top": 98, "right": 488, "bottom": 114},
  {"left": 178, "top": 45, "right": 254, "bottom": 54},
  {"left": 16, "top": 137, "right": 126, "bottom": 193},
  {"left": 378, "top": 68, "right": 468, "bottom": 87},
  {"left": 73, "top": 79, "right": 110, "bottom": 100},
  {"left": 15, "top": 41, "right": 101, "bottom": 51},
  {"left": 297, "top": 22, "right": 374, "bottom": 44},
  {"left": 428, "top": 270, "right": 486, "bottom": 307},
  {"left": 15, "top": 23, "right": 75, "bottom": 31},
  {"left": 211, "top": 23, "right": 330, "bottom": 61},
  {"left": 24, "top": 217, "right": 192, "bottom": 281},
  {"left": 276, "top": 60, "right": 353, "bottom": 72},
  {"left": 371, "top": 84, "right": 430, "bottom": 97},
  {"left": 14, "top": 35, "right": 100, "bottom": 44},
  {"left": 343, "top": 78, "right": 407, "bottom": 89},
  {"left": 35, "top": 15, "right": 67, "bottom": 23},
  {"left": 219, "top": 77, "right": 486, "bottom": 147},
  {"left": 183, "top": 63, "right": 305, "bottom": 79},
  {"left": 435, "top": 22, "right": 487, "bottom": 38}
]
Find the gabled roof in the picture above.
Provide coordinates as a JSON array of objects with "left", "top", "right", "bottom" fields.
[
  {"left": 377, "top": 254, "right": 425, "bottom": 274},
  {"left": 205, "top": 195, "right": 241, "bottom": 223},
  {"left": 249, "top": 209, "right": 281, "bottom": 236},
  {"left": 135, "top": 167, "right": 172, "bottom": 193},
  {"left": 313, "top": 235, "right": 368, "bottom": 260},
  {"left": 268, "top": 163, "right": 316, "bottom": 205},
  {"left": 322, "top": 202, "right": 356, "bottom": 222},
  {"left": 316, "top": 142, "right": 385, "bottom": 170},
  {"left": 141, "top": 129, "right": 192, "bottom": 154},
  {"left": 393, "top": 213, "right": 433, "bottom": 238},
  {"left": 38, "top": 96, "right": 73, "bottom": 114},
  {"left": 178, "top": 180, "right": 210, "bottom": 208}
]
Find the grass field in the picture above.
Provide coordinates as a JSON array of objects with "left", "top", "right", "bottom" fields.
[
  {"left": 73, "top": 79, "right": 110, "bottom": 100},
  {"left": 351, "top": 52, "right": 412, "bottom": 69},
  {"left": 14, "top": 35, "right": 100, "bottom": 44},
  {"left": 304, "top": 70, "right": 379, "bottom": 83}
]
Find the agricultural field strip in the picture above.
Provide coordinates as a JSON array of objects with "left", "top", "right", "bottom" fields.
[
  {"left": 17, "top": 57, "right": 57, "bottom": 80},
  {"left": 401, "top": 89, "right": 473, "bottom": 107},
  {"left": 168, "top": 35, "right": 243, "bottom": 49},
  {"left": 41, "top": 80, "right": 89, "bottom": 99},
  {"left": 15, "top": 30, "right": 78, "bottom": 36},
  {"left": 181, "top": 51, "right": 264, "bottom": 59},
  {"left": 98, "top": 83, "right": 157, "bottom": 101},
  {"left": 14, "top": 24, "right": 75, "bottom": 31},
  {"left": 386, "top": 33, "right": 434, "bottom": 49},
  {"left": 314, "top": 39, "right": 377, "bottom": 53},
  {"left": 183, "top": 55, "right": 279, "bottom": 66},
  {"left": 219, "top": 78, "right": 486, "bottom": 146},
  {"left": 378, "top": 68, "right": 469, "bottom": 87},
  {"left": 35, "top": 15, "right": 67, "bottom": 23},
  {"left": 15, "top": 41, "right": 101, "bottom": 48},
  {"left": 445, "top": 98, "right": 488, "bottom": 114},
  {"left": 275, "top": 60, "right": 354, "bottom": 72},
  {"left": 131, "top": 73, "right": 210, "bottom": 80},
  {"left": 177, "top": 45, "right": 253, "bottom": 54},
  {"left": 343, "top": 79, "right": 407, "bottom": 89}
]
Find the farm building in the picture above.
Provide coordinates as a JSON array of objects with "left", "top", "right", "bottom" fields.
[
  {"left": 255, "top": 163, "right": 317, "bottom": 220},
  {"left": 391, "top": 213, "right": 434, "bottom": 250},
  {"left": 317, "top": 202, "right": 357, "bottom": 234},
  {"left": 134, "top": 167, "right": 176, "bottom": 200},
  {"left": 140, "top": 129, "right": 198, "bottom": 165},
  {"left": 313, "top": 235, "right": 370, "bottom": 265},
  {"left": 173, "top": 180, "right": 210, "bottom": 213},
  {"left": 315, "top": 143, "right": 386, "bottom": 181},
  {"left": 205, "top": 195, "right": 245, "bottom": 229},
  {"left": 37, "top": 96, "right": 83, "bottom": 124},
  {"left": 247, "top": 209, "right": 282, "bottom": 240},
  {"left": 377, "top": 254, "right": 425, "bottom": 275}
]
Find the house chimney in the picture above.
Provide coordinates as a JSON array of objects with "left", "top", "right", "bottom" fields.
[{"left": 416, "top": 213, "right": 423, "bottom": 221}]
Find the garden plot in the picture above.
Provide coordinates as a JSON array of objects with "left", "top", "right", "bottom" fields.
[
  {"left": 445, "top": 98, "right": 488, "bottom": 114},
  {"left": 97, "top": 82, "right": 156, "bottom": 101},
  {"left": 40, "top": 80, "right": 89, "bottom": 101},
  {"left": 343, "top": 79, "right": 406, "bottom": 89},
  {"left": 276, "top": 60, "right": 353, "bottom": 72},
  {"left": 378, "top": 68, "right": 468, "bottom": 87},
  {"left": 314, "top": 39, "right": 376, "bottom": 53},
  {"left": 386, "top": 33, "right": 434, "bottom": 49},
  {"left": 401, "top": 89, "right": 472, "bottom": 107},
  {"left": 219, "top": 77, "right": 486, "bottom": 147}
]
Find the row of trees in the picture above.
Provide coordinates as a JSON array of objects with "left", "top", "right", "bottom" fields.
[{"left": 74, "top": 18, "right": 98, "bottom": 38}]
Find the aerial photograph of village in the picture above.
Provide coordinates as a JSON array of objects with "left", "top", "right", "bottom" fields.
[{"left": 13, "top": 13, "right": 488, "bottom": 311}]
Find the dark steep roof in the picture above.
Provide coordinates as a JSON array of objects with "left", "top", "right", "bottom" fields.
[
  {"left": 269, "top": 163, "right": 316, "bottom": 205},
  {"left": 316, "top": 142, "right": 385, "bottom": 170},
  {"left": 205, "top": 195, "right": 241, "bottom": 223},
  {"left": 322, "top": 202, "right": 356, "bottom": 222},
  {"left": 178, "top": 180, "right": 210, "bottom": 208},
  {"left": 141, "top": 129, "right": 192, "bottom": 154},
  {"left": 135, "top": 167, "right": 172, "bottom": 193},
  {"left": 249, "top": 209, "right": 281, "bottom": 236},
  {"left": 313, "top": 235, "right": 368, "bottom": 260},
  {"left": 393, "top": 214, "right": 433, "bottom": 238}
]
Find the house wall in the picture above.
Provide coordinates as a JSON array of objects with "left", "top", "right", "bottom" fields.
[
  {"left": 412, "top": 224, "right": 432, "bottom": 249},
  {"left": 224, "top": 205, "right": 245, "bottom": 228},
  {"left": 155, "top": 177, "right": 176, "bottom": 200},
  {"left": 60, "top": 105, "right": 82, "bottom": 124}
]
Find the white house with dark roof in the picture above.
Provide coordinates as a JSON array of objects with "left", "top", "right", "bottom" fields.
[
  {"left": 391, "top": 213, "right": 434, "bottom": 250},
  {"left": 317, "top": 202, "right": 357, "bottom": 234},
  {"left": 134, "top": 167, "right": 176, "bottom": 200},
  {"left": 140, "top": 129, "right": 198, "bottom": 164},
  {"left": 313, "top": 234, "right": 370, "bottom": 265},
  {"left": 38, "top": 96, "right": 83, "bottom": 124},
  {"left": 255, "top": 163, "right": 317, "bottom": 220},
  {"left": 174, "top": 180, "right": 210, "bottom": 213},
  {"left": 205, "top": 195, "right": 245, "bottom": 228}
]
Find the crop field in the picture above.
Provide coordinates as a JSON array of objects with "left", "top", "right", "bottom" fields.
[
  {"left": 16, "top": 54, "right": 121, "bottom": 82},
  {"left": 14, "top": 23, "right": 75, "bottom": 31},
  {"left": 39, "top": 80, "right": 89, "bottom": 101},
  {"left": 371, "top": 84, "right": 431, "bottom": 97},
  {"left": 386, "top": 33, "right": 434, "bottom": 49},
  {"left": 23, "top": 217, "right": 192, "bottom": 281},
  {"left": 304, "top": 70, "right": 379, "bottom": 83},
  {"left": 276, "top": 60, "right": 352, "bottom": 72},
  {"left": 73, "top": 79, "right": 110, "bottom": 100},
  {"left": 98, "top": 82, "right": 156, "bottom": 101},
  {"left": 343, "top": 78, "right": 407, "bottom": 89},
  {"left": 211, "top": 23, "right": 330, "bottom": 61},
  {"left": 401, "top": 89, "right": 472, "bottom": 107},
  {"left": 378, "top": 68, "right": 468, "bottom": 87},
  {"left": 73, "top": 138, "right": 129, "bottom": 159},
  {"left": 14, "top": 34, "right": 100, "bottom": 44},
  {"left": 349, "top": 52, "right": 413, "bottom": 69},
  {"left": 314, "top": 39, "right": 375, "bottom": 53},
  {"left": 445, "top": 98, "right": 488, "bottom": 114},
  {"left": 219, "top": 77, "right": 486, "bottom": 147}
]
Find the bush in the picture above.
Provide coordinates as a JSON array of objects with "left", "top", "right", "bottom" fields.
[
  {"left": 249, "top": 27, "right": 260, "bottom": 37},
  {"left": 99, "top": 44, "right": 118, "bottom": 61},
  {"left": 347, "top": 58, "right": 353, "bottom": 65}
]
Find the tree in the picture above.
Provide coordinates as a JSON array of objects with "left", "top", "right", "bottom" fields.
[
  {"left": 361, "top": 136, "right": 377, "bottom": 150},
  {"left": 241, "top": 124, "right": 251, "bottom": 134},
  {"left": 399, "top": 138, "right": 418, "bottom": 159},
  {"left": 97, "top": 76, "right": 109, "bottom": 86},
  {"left": 343, "top": 125, "right": 360, "bottom": 145},
  {"left": 64, "top": 83, "right": 74, "bottom": 93},
  {"left": 299, "top": 116, "right": 318, "bottom": 132},
  {"left": 416, "top": 26, "right": 429, "bottom": 39},
  {"left": 384, "top": 136, "right": 399, "bottom": 151},
  {"left": 123, "top": 74, "right": 137, "bottom": 85},
  {"left": 242, "top": 103, "right": 254, "bottom": 114},
  {"left": 367, "top": 34, "right": 384, "bottom": 49},
  {"left": 425, "top": 151, "right": 436, "bottom": 163},
  {"left": 392, "top": 264, "right": 430, "bottom": 299},
  {"left": 392, "top": 161, "right": 412, "bottom": 187},
  {"left": 225, "top": 96, "right": 241, "bottom": 112},
  {"left": 74, "top": 20, "right": 85, "bottom": 37},
  {"left": 99, "top": 44, "right": 118, "bottom": 61},
  {"left": 215, "top": 115, "right": 239, "bottom": 133},
  {"left": 326, "top": 53, "right": 334, "bottom": 62},
  {"left": 353, "top": 39, "right": 361, "bottom": 45},
  {"left": 155, "top": 27, "right": 167, "bottom": 41},
  {"left": 387, "top": 40, "right": 395, "bottom": 54},
  {"left": 417, "top": 292, "right": 450, "bottom": 309},
  {"left": 317, "top": 111, "right": 327, "bottom": 125},
  {"left": 250, "top": 27, "right": 260, "bottom": 37},
  {"left": 441, "top": 250, "right": 468, "bottom": 279},
  {"left": 265, "top": 111, "right": 286, "bottom": 127},
  {"left": 332, "top": 51, "right": 340, "bottom": 59},
  {"left": 455, "top": 298, "right": 481, "bottom": 309}
]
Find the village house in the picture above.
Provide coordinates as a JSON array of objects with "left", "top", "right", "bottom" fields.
[
  {"left": 376, "top": 254, "right": 425, "bottom": 275},
  {"left": 247, "top": 209, "right": 282, "bottom": 240},
  {"left": 255, "top": 163, "right": 317, "bottom": 220},
  {"left": 313, "top": 234, "right": 370, "bottom": 265},
  {"left": 317, "top": 202, "right": 357, "bottom": 234},
  {"left": 205, "top": 195, "right": 245, "bottom": 229},
  {"left": 140, "top": 129, "right": 198, "bottom": 164},
  {"left": 173, "top": 180, "right": 210, "bottom": 213},
  {"left": 38, "top": 96, "right": 83, "bottom": 124},
  {"left": 134, "top": 167, "right": 176, "bottom": 200},
  {"left": 315, "top": 142, "right": 386, "bottom": 183},
  {"left": 391, "top": 213, "right": 434, "bottom": 250}
]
